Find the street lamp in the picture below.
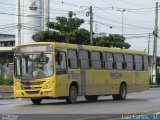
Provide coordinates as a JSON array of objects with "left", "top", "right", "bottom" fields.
[{"left": 117, "top": 9, "right": 126, "bottom": 36}]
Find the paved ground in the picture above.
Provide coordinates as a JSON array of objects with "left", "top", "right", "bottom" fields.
[
  {"left": 0, "top": 92, "right": 13, "bottom": 99},
  {"left": 0, "top": 88, "right": 160, "bottom": 120},
  {"left": 0, "top": 86, "right": 13, "bottom": 99},
  {"left": 0, "top": 86, "right": 13, "bottom": 92}
]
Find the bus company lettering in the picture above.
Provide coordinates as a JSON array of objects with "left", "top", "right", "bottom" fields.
[{"left": 110, "top": 72, "right": 123, "bottom": 79}]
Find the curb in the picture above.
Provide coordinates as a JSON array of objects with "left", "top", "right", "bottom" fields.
[
  {"left": 150, "top": 85, "right": 160, "bottom": 88},
  {"left": 0, "top": 96, "right": 14, "bottom": 100},
  {"left": 0, "top": 86, "right": 13, "bottom": 93},
  {"left": 0, "top": 91, "right": 14, "bottom": 100}
]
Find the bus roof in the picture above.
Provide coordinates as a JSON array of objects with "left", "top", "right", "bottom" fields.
[
  {"left": 54, "top": 42, "right": 146, "bottom": 55},
  {"left": 16, "top": 42, "right": 146, "bottom": 55}
]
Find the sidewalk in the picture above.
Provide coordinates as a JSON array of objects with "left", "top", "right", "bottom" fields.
[{"left": 0, "top": 86, "right": 13, "bottom": 99}]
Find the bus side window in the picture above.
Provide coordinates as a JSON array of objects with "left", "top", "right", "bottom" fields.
[
  {"left": 134, "top": 55, "right": 143, "bottom": 71},
  {"left": 91, "top": 51, "right": 102, "bottom": 69},
  {"left": 78, "top": 50, "right": 90, "bottom": 69},
  {"left": 67, "top": 49, "right": 78, "bottom": 69},
  {"left": 114, "top": 53, "right": 124, "bottom": 70},
  {"left": 124, "top": 54, "right": 134, "bottom": 71},
  {"left": 143, "top": 55, "right": 148, "bottom": 71},
  {"left": 103, "top": 52, "right": 114, "bottom": 70}
]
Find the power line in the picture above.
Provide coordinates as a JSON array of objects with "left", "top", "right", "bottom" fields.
[
  {"left": 95, "top": 14, "right": 153, "bottom": 30},
  {"left": 119, "top": 0, "right": 154, "bottom": 7},
  {"left": 0, "top": 0, "right": 10, "bottom": 4},
  {"left": 99, "top": 0, "right": 113, "bottom": 6},
  {"left": 94, "top": 20, "right": 113, "bottom": 28},
  {"left": 50, "top": 0, "right": 88, "bottom": 8}
]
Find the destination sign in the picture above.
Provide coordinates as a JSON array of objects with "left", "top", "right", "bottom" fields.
[{"left": 15, "top": 44, "right": 53, "bottom": 53}]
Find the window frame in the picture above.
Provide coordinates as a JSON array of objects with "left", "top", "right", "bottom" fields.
[
  {"left": 114, "top": 53, "right": 125, "bottom": 70},
  {"left": 103, "top": 52, "right": 114, "bottom": 70},
  {"left": 124, "top": 54, "right": 134, "bottom": 71},
  {"left": 78, "top": 50, "right": 90, "bottom": 69},
  {"left": 67, "top": 49, "right": 79, "bottom": 69},
  {"left": 91, "top": 51, "right": 103, "bottom": 70},
  {"left": 134, "top": 54, "right": 143, "bottom": 71},
  {"left": 56, "top": 51, "right": 68, "bottom": 75},
  {"left": 143, "top": 55, "right": 148, "bottom": 71}
]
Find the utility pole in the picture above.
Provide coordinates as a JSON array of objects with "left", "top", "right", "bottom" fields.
[
  {"left": 148, "top": 33, "right": 151, "bottom": 57},
  {"left": 18, "top": 0, "right": 21, "bottom": 45},
  {"left": 148, "top": 33, "right": 151, "bottom": 71},
  {"left": 152, "top": 2, "right": 159, "bottom": 85},
  {"left": 118, "top": 9, "right": 126, "bottom": 36},
  {"left": 122, "top": 9, "right": 125, "bottom": 36},
  {"left": 95, "top": 24, "right": 98, "bottom": 33},
  {"left": 90, "top": 6, "right": 93, "bottom": 45},
  {"left": 44, "top": 0, "right": 50, "bottom": 30}
]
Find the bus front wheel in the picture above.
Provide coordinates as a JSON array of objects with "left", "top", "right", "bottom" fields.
[
  {"left": 31, "top": 98, "right": 42, "bottom": 105},
  {"left": 66, "top": 85, "right": 78, "bottom": 104},
  {"left": 112, "top": 83, "right": 127, "bottom": 100}
]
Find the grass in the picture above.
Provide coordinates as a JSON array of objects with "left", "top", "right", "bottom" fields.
[{"left": 0, "top": 77, "right": 13, "bottom": 86}]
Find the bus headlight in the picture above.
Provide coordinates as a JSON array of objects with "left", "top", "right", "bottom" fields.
[
  {"left": 15, "top": 82, "right": 20, "bottom": 90},
  {"left": 43, "top": 81, "right": 53, "bottom": 89}
]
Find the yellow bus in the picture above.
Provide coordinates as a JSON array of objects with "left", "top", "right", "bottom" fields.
[{"left": 13, "top": 42, "right": 149, "bottom": 104}]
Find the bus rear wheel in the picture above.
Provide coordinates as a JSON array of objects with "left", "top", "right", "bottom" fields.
[
  {"left": 85, "top": 95, "right": 98, "bottom": 102},
  {"left": 66, "top": 85, "right": 78, "bottom": 104},
  {"left": 112, "top": 83, "right": 127, "bottom": 100},
  {"left": 31, "top": 98, "right": 42, "bottom": 105}
]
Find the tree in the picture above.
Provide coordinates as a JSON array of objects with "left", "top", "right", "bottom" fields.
[
  {"left": 32, "top": 11, "right": 130, "bottom": 49},
  {"left": 33, "top": 11, "right": 90, "bottom": 44},
  {"left": 94, "top": 34, "right": 130, "bottom": 49}
]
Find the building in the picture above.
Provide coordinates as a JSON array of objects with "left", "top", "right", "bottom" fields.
[
  {"left": 0, "top": 0, "right": 49, "bottom": 79},
  {"left": 0, "top": 34, "right": 15, "bottom": 79},
  {"left": 15, "top": 0, "right": 43, "bottom": 45},
  {"left": 0, "top": 34, "right": 15, "bottom": 47},
  {"left": 0, "top": 34, "right": 15, "bottom": 64}
]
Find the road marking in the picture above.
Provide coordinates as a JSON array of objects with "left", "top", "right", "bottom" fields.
[
  {"left": 73, "top": 115, "right": 120, "bottom": 120},
  {"left": 18, "top": 98, "right": 22, "bottom": 101},
  {"left": 155, "top": 112, "right": 160, "bottom": 114}
]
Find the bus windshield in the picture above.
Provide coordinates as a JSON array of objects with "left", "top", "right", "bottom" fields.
[{"left": 14, "top": 53, "right": 53, "bottom": 80}]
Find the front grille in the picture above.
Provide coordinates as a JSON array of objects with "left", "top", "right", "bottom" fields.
[
  {"left": 20, "top": 81, "right": 45, "bottom": 86},
  {"left": 30, "top": 81, "right": 45, "bottom": 85},
  {"left": 25, "top": 91, "right": 39, "bottom": 94},
  {"left": 34, "top": 87, "right": 42, "bottom": 89}
]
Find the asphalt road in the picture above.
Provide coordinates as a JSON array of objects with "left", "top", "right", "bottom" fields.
[{"left": 0, "top": 88, "right": 160, "bottom": 120}]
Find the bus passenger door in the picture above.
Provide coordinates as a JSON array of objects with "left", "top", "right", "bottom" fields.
[{"left": 55, "top": 50, "right": 69, "bottom": 97}]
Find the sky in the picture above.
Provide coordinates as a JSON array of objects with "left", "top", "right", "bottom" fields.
[{"left": 0, "top": 0, "right": 160, "bottom": 55}]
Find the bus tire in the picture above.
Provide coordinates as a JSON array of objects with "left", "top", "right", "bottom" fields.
[
  {"left": 31, "top": 98, "right": 42, "bottom": 105},
  {"left": 66, "top": 85, "right": 78, "bottom": 104},
  {"left": 85, "top": 95, "right": 98, "bottom": 102},
  {"left": 112, "top": 83, "right": 127, "bottom": 100}
]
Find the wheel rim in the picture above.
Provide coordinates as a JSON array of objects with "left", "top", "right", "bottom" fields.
[
  {"left": 70, "top": 87, "right": 77, "bottom": 100},
  {"left": 121, "top": 85, "right": 126, "bottom": 98}
]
